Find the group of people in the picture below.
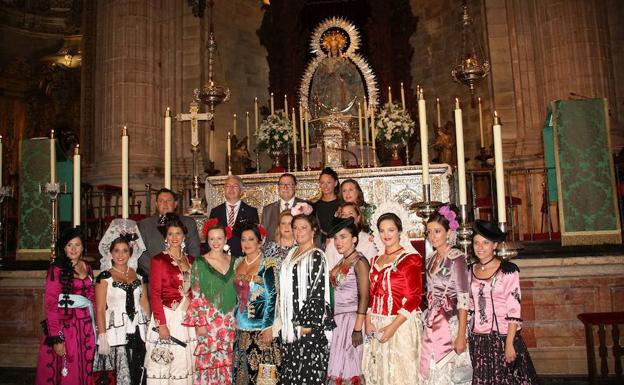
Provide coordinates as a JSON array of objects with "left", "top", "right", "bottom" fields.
[{"left": 35, "top": 167, "right": 539, "bottom": 385}]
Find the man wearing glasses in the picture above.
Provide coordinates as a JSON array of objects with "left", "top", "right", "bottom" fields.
[
  {"left": 137, "top": 187, "right": 201, "bottom": 276},
  {"left": 261, "top": 173, "right": 304, "bottom": 241},
  {"left": 208, "top": 175, "right": 259, "bottom": 257}
]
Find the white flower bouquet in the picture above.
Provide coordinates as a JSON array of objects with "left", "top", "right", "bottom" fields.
[
  {"left": 257, "top": 110, "right": 293, "bottom": 152},
  {"left": 375, "top": 102, "right": 415, "bottom": 145}
]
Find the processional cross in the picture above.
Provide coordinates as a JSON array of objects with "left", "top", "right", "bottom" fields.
[{"left": 176, "top": 101, "right": 213, "bottom": 215}]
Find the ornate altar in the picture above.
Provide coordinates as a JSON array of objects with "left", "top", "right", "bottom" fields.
[
  {"left": 205, "top": 164, "right": 452, "bottom": 239},
  {"left": 299, "top": 17, "right": 379, "bottom": 169}
]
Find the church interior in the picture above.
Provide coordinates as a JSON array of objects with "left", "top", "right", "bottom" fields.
[{"left": 0, "top": 0, "right": 623, "bottom": 384}]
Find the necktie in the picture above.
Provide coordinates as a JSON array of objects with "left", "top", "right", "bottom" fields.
[
  {"left": 284, "top": 202, "right": 290, "bottom": 211},
  {"left": 227, "top": 205, "right": 236, "bottom": 228}
]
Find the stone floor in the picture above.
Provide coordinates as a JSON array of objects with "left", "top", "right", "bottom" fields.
[{"left": 0, "top": 368, "right": 598, "bottom": 385}]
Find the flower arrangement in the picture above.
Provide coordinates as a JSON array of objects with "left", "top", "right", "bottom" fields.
[
  {"left": 257, "top": 110, "right": 293, "bottom": 152},
  {"left": 375, "top": 102, "right": 415, "bottom": 145}
]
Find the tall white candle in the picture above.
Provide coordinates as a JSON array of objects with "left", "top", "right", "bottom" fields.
[
  {"left": 364, "top": 102, "right": 369, "bottom": 143},
  {"left": 121, "top": 126, "right": 129, "bottom": 219},
  {"left": 164, "top": 107, "right": 171, "bottom": 189},
  {"left": 418, "top": 90, "right": 430, "bottom": 185},
  {"left": 400, "top": 82, "right": 406, "bottom": 110},
  {"left": 254, "top": 97, "right": 259, "bottom": 135},
  {"left": 358, "top": 102, "right": 363, "bottom": 150},
  {"left": 233, "top": 114, "right": 237, "bottom": 136},
  {"left": 270, "top": 93, "right": 275, "bottom": 115},
  {"left": 209, "top": 124, "right": 215, "bottom": 161},
  {"left": 388, "top": 86, "right": 392, "bottom": 105},
  {"left": 73, "top": 145, "right": 81, "bottom": 226},
  {"left": 304, "top": 111, "right": 310, "bottom": 156},
  {"left": 246, "top": 112, "right": 250, "bottom": 149},
  {"left": 492, "top": 112, "right": 506, "bottom": 223},
  {"left": 478, "top": 97, "right": 484, "bottom": 147},
  {"left": 436, "top": 98, "right": 441, "bottom": 128},
  {"left": 292, "top": 108, "right": 297, "bottom": 165},
  {"left": 284, "top": 95, "right": 288, "bottom": 115},
  {"left": 299, "top": 103, "right": 305, "bottom": 153},
  {"left": 227, "top": 131, "right": 231, "bottom": 158},
  {"left": 454, "top": 99, "right": 467, "bottom": 205},
  {"left": 50, "top": 130, "right": 56, "bottom": 183}
]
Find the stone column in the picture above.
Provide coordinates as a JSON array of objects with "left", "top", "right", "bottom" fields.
[{"left": 89, "top": 0, "right": 163, "bottom": 188}]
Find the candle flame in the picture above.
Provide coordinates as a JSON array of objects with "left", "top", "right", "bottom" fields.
[
  {"left": 165, "top": 107, "right": 171, "bottom": 117},
  {"left": 74, "top": 144, "right": 80, "bottom": 155},
  {"left": 418, "top": 88, "right": 424, "bottom": 100},
  {"left": 455, "top": 98, "right": 460, "bottom": 109},
  {"left": 246, "top": 111, "right": 249, "bottom": 116},
  {"left": 400, "top": 82, "right": 404, "bottom": 88},
  {"left": 51, "top": 129, "right": 55, "bottom": 138},
  {"left": 233, "top": 113, "right": 237, "bottom": 119}
]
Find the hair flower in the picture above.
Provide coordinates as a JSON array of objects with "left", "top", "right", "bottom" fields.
[
  {"left": 291, "top": 202, "right": 313, "bottom": 216},
  {"left": 257, "top": 224, "right": 268, "bottom": 239},
  {"left": 438, "top": 205, "right": 459, "bottom": 231}
]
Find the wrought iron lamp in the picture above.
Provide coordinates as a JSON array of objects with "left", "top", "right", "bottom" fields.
[{"left": 451, "top": 2, "right": 490, "bottom": 100}]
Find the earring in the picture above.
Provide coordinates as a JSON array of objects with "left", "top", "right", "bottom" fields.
[
  {"left": 164, "top": 240, "right": 169, "bottom": 250},
  {"left": 181, "top": 240, "right": 187, "bottom": 252}
]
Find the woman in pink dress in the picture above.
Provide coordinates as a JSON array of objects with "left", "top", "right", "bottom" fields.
[
  {"left": 35, "top": 227, "right": 96, "bottom": 385},
  {"left": 420, "top": 205, "right": 471, "bottom": 384},
  {"left": 469, "top": 220, "right": 538, "bottom": 385}
]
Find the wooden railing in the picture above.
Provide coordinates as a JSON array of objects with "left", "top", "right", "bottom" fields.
[{"left": 577, "top": 312, "right": 624, "bottom": 385}]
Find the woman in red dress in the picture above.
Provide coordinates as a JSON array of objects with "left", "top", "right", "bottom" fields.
[{"left": 145, "top": 216, "right": 196, "bottom": 385}]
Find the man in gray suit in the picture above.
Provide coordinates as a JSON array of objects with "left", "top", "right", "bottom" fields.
[
  {"left": 261, "top": 173, "right": 304, "bottom": 242},
  {"left": 137, "top": 188, "right": 201, "bottom": 276}
]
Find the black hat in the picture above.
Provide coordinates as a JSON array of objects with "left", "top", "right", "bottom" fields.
[
  {"left": 328, "top": 217, "right": 355, "bottom": 238},
  {"left": 56, "top": 227, "right": 83, "bottom": 251},
  {"left": 473, "top": 220, "right": 505, "bottom": 242}
]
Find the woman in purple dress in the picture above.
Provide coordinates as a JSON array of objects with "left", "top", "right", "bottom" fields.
[
  {"left": 327, "top": 217, "right": 370, "bottom": 385},
  {"left": 36, "top": 227, "right": 96, "bottom": 385},
  {"left": 419, "top": 205, "right": 471, "bottom": 385}
]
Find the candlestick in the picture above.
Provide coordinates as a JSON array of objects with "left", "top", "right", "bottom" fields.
[
  {"left": 284, "top": 94, "right": 288, "bottom": 115},
  {"left": 371, "top": 107, "right": 377, "bottom": 167},
  {"left": 50, "top": 130, "right": 56, "bottom": 183},
  {"left": 254, "top": 97, "right": 259, "bottom": 135},
  {"left": 358, "top": 102, "right": 364, "bottom": 167},
  {"left": 400, "top": 82, "right": 406, "bottom": 110},
  {"left": 292, "top": 108, "right": 298, "bottom": 171},
  {"left": 121, "top": 126, "right": 129, "bottom": 219},
  {"left": 270, "top": 93, "right": 275, "bottom": 115},
  {"left": 164, "top": 107, "right": 171, "bottom": 189},
  {"left": 454, "top": 98, "right": 467, "bottom": 205},
  {"left": 299, "top": 103, "right": 305, "bottom": 161},
  {"left": 227, "top": 131, "right": 232, "bottom": 175},
  {"left": 246, "top": 111, "right": 250, "bottom": 149},
  {"left": 304, "top": 111, "right": 310, "bottom": 170},
  {"left": 233, "top": 113, "right": 237, "bottom": 136},
  {"left": 209, "top": 124, "right": 215, "bottom": 161},
  {"left": 478, "top": 97, "right": 484, "bottom": 147},
  {"left": 73, "top": 145, "right": 81, "bottom": 226},
  {"left": 492, "top": 112, "right": 506, "bottom": 223},
  {"left": 436, "top": 98, "right": 441, "bottom": 128},
  {"left": 364, "top": 102, "right": 370, "bottom": 166},
  {"left": 388, "top": 86, "right": 392, "bottom": 105},
  {"left": 418, "top": 89, "right": 430, "bottom": 185}
]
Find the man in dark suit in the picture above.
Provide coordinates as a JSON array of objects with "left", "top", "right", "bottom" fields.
[
  {"left": 209, "top": 175, "right": 259, "bottom": 257},
  {"left": 261, "top": 173, "right": 304, "bottom": 242},
  {"left": 137, "top": 188, "right": 201, "bottom": 276}
]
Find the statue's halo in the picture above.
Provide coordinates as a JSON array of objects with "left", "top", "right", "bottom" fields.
[{"left": 310, "top": 17, "right": 361, "bottom": 58}]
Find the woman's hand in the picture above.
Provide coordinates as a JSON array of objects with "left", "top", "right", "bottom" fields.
[
  {"left": 453, "top": 334, "right": 467, "bottom": 354},
  {"left": 504, "top": 340, "right": 517, "bottom": 363},
  {"left": 351, "top": 330, "right": 364, "bottom": 347},
  {"left": 196, "top": 326, "right": 208, "bottom": 337},
  {"left": 53, "top": 342, "right": 66, "bottom": 357},
  {"left": 158, "top": 324, "right": 171, "bottom": 340},
  {"left": 300, "top": 327, "right": 312, "bottom": 336},
  {"left": 260, "top": 328, "right": 273, "bottom": 344},
  {"left": 97, "top": 333, "right": 110, "bottom": 355},
  {"left": 378, "top": 323, "right": 398, "bottom": 343},
  {"left": 365, "top": 316, "right": 375, "bottom": 336}
]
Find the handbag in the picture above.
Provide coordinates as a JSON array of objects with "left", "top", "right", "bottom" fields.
[
  {"left": 150, "top": 340, "right": 175, "bottom": 366},
  {"left": 451, "top": 351, "right": 473, "bottom": 384},
  {"left": 92, "top": 354, "right": 116, "bottom": 385},
  {"left": 257, "top": 348, "right": 278, "bottom": 385}
]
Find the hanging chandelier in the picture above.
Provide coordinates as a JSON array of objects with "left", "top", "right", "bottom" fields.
[{"left": 451, "top": 3, "right": 490, "bottom": 96}]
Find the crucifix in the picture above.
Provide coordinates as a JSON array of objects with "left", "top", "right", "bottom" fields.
[{"left": 176, "top": 100, "right": 213, "bottom": 215}]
